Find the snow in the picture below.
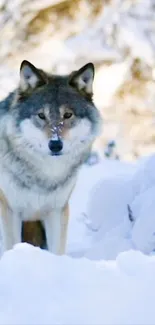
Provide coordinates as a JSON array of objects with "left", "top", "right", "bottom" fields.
[
  {"left": 1, "top": 244, "right": 155, "bottom": 325},
  {"left": 1, "top": 154, "right": 155, "bottom": 324},
  {"left": 68, "top": 154, "right": 155, "bottom": 260},
  {"left": 68, "top": 159, "right": 136, "bottom": 258}
]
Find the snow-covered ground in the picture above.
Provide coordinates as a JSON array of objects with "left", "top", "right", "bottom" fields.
[
  {"left": 1, "top": 154, "right": 155, "bottom": 324},
  {"left": 68, "top": 154, "right": 155, "bottom": 259},
  {"left": 1, "top": 244, "right": 155, "bottom": 325}
]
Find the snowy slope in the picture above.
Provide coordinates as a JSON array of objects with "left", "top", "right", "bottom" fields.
[
  {"left": 0, "top": 244, "right": 155, "bottom": 325},
  {"left": 1, "top": 155, "right": 155, "bottom": 324},
  {"left": 68, "top": 158, "right": 137, "bottom": 258},
  {"left": 68, "top": 154, "right": 155, "bottom": 260}
]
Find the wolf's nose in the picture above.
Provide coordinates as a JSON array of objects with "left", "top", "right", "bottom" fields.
[{"left": 48, "top": 139, "right": 63, "bottom": 153}]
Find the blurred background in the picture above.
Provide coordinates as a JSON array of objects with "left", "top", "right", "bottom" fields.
[{"left": 0, "top": 0, "right": 155, "bottom": 161}]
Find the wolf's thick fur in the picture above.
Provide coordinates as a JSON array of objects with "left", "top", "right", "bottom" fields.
[{"left": 0, "top": 60, "right": 102, "bottom": 255}]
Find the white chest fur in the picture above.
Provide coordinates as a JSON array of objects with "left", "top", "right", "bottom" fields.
[{"left": 0, "top": 164, "right": 76, "bottom": 221}]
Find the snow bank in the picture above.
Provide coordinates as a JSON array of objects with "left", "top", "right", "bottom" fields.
[
  {"left": 0, "top": 243, "right": 155, "bottom": 325},
  {"left": 68, "top": 158, "right": 137, "bottom": 258},
  {"left": 68, "top": 154, "right": 155, "bottom": 260}
]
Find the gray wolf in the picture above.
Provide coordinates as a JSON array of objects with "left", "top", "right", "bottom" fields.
[{"left": 0, "top": 60, "right": 102, "bottom": 255}]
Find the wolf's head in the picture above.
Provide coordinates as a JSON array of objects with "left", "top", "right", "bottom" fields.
[{"left": 9, "top": 60, "right": 102, "bottom": 159}]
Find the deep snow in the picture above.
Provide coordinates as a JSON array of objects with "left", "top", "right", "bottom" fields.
[
  {"left": 1, "top": 244, "right": 155, "bottom": 325},
  {"left": 1, "top": 154, "right": 155, "bottom": 324}
]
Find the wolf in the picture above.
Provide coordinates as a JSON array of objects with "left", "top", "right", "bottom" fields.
[{"left": 0, "top": 60, "right": 102, "bottom": 255}]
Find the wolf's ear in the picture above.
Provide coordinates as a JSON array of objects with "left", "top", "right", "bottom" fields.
[
  {"left": 69, "top": 63, "right": 95, "bottom": 99},
  {"left": 19, "top": 60, "right": 47, "bottom": 92}
]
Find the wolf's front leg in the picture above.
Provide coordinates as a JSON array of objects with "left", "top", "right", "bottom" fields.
[
  {"left": 0, "top": 216, "right": 22, "bottom": 255},
  {"left": 0, "top": 190, "right": 13, "bottom": 254},
  {"left": 44, "top": 204, "right": 69, "bottom": 255},
  {"left": 0, "top": 194, "right": 22, "bottom": 255},
  {"left": 0, "top": 208, "right": 13, "bottom": 255}
]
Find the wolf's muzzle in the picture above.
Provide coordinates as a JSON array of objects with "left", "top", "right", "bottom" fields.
[{"left": 48, "top": 139, "right": 63, "bottom": 155}]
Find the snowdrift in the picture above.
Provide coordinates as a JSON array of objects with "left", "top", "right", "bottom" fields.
[{"left": 0, "top": 244, "right": 155, "bottom": 325}]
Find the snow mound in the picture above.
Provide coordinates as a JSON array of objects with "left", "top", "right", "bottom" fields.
[
  {"left": 0, "top": 243, "right": 155, "bottom": 325},
  {"left": 68, "top": 154, "right": 155, "bottom": 259},
  {"left": 68, "top": 159, "right": 137, "bottom": 257}
]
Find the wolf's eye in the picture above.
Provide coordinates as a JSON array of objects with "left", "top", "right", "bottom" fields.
[
  {"left": 38, "top": 112, "right": 46, "bottom": 120},
  {"left": 63, "top": 112, "right": 72, "bottom": 119}
]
